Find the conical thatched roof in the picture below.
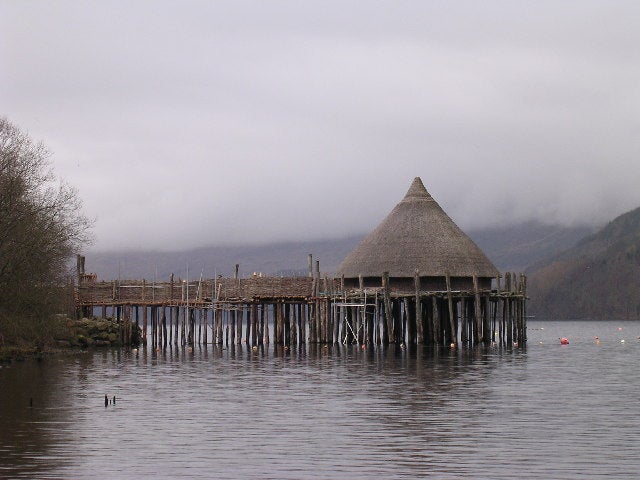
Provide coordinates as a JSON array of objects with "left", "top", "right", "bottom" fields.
[{"left": 338, "top": 177, "right": 499, "bottom": 278}]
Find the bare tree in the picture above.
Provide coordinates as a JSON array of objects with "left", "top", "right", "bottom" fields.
[{"left": 0, "top": 117, "right": 92, "bottom": 317}]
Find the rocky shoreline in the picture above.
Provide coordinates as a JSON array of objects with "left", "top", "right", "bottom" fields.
[{"left": 0, "top": 317, "right": 141, "bottom": 362}]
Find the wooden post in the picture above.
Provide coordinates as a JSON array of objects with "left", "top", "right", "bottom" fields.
[
  {"left": 309, "top": 279, "right": 316, "bottom": 343},
  {"left": 482, "top": 295, "right": 490, "bottom": 344},
  {"left": 201, "top": 308, "right": 207, "bottom": 345},
  {"left": 283, "top": 303, "right": 291, "bottom": 347},
  {"left": 321, "top": 298, "right": 327, "bottom": 344},
  {"left": 251, "top": 303, "right": 258, "bottom": 346},
  {"left": 373, "top": 298, "right": 379, "bottom": 345},
  {"left": 142, "top": 304, "right": 148, "bottom": 346},
  {"left": 460, "top": 297, "right": 467, "bottom": 345},
  {"left": 322, "top": 275, "right": 329, "bottom": 343},
  {"left": 382, "top": 272, "right": 393, "bottom": 344},
  {"left": 150, "top": 306, "right": 156, "bottom": 347},
  {"left": 337, "top": 302, "right": 343, "bottom": 345},
  {"left": 236, "top": 307, "right": 243, "bottom": 345},
  {"left": 167, "top": 305, "right": 173, "bottom": 345},
  {"left": 230, "top": 308, "right": 236, "bottom": 345},
  {"left": 491, "top": 297, "right": 498, "bottom": 344},
  {"left": 445, "top": 273, "right": 456, "bottom": 345},
  {"left": 432, "top": 296, "right": 440, "bottom": 346},
  {"left": 473, "top": 275, "right": 482, "bottom": 345},
  {"left": 162, "top": 306, "right": 167, "bottom": 347},
  {"left": 141, "top": 279, "right": 147, "bottom": 344},
  {"left": 245, "top": 304, "right": 251, "bottom": 346},
  {"left": 497, "top": 297, "right": 503, "bottom": 345},
  {"left": 300, "top": 303, "right": 307, "bottom": 344},
  {"left": 522, "top": 273, "right": 528, "bottom": 344},
  {"left": 414, "top": 271, "right": 423, "bottom": 344},
  {"left": 276, "top": 302, "right": 284, "bottom": 344},
  {"left": 197, "top": 307, "right": 202, "bottom": 344},
  {"left": 507, "top": 298, "right": 513, "bottom": 345},
  {"left": 258, "top": 303, "right": 265, "bottom": 345},
  {"left": 405, "top": 298, "right": 415, "bottom": 345},
  {"left": 392, "top": 299, "right": 401, "bottom": 345},
  {"left": 173, "top": 306, "right": 179, "bottom": 346},
  {"left": 316, "top": 300, "right": 322, "bottom": 344},
  {"left": 264, "top": 304, "right": 271, "bottom": 345},
  {"left": 290, "top": 303, "right": 297, "bottom": 345}
]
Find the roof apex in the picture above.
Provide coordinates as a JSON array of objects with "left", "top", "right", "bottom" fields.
[{"left": 403, "top": 177, "right": 433, "bottom": 201}]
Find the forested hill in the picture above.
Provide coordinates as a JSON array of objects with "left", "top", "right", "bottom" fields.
[{"left": 527, "top": 206, "right": 640, "bottom": 319}]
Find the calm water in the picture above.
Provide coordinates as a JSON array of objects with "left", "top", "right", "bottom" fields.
[{"left": 1, "top": 320, "right": 640, "bottom": 479}]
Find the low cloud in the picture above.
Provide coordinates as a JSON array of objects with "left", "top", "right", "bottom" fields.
[{"left": 2, "top": 1, "right": 638, "bottom": 251}]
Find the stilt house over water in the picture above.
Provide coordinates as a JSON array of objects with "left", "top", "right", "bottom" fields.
[
  {"left": 76, "top": 176, "right": 526, "bottom": 347},
  {"left": 338, "top": 177, "right": 499, "bottom": 292}
]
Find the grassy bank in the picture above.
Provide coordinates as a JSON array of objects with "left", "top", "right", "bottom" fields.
[{"left": 0, "top": 314, "right": 140, "bottom": 362}]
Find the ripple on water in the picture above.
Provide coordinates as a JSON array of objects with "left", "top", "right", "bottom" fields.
[{"left": 1, "top": 320, "right": 640, "bottom": 478}]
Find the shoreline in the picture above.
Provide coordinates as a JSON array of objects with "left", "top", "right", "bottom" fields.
[{"left": 0, "top": 316, "right": 140, "bottom": 363}]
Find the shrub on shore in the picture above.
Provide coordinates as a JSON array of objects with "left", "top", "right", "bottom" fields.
[{"left": 0, "top": 313, "right": 140, "bottom": 361}]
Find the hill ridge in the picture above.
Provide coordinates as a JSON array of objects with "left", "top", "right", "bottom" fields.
[{"left": 527, "top": 206, "right": 640, "bottom": 319}]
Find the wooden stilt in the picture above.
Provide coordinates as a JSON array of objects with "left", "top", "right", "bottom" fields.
[
  {"left": 432, "top": 296, "right": 440, "bottom": 346},
  {"left": 414, "top": 272, "right": 423, "bottom": 344},
  {"left": 236, "top": 307, "right": 243, "bottom": 345},
  {"left": 445, "top": 273, "right": 456, "bottom": 345},
  {"left": 382, "top": 272, "right": 393, "bottom": 344}
]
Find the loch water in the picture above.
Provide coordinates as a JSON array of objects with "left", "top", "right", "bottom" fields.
[{"left": 1, "top": 320, "right": 640, "bottom": 479}]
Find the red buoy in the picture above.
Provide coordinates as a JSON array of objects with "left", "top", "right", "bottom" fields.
[{"left": 560, "top": 337, "right": 569, "bottom": 345}]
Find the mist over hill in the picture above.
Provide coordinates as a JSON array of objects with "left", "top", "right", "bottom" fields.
[
  {"left": 83, "top": 237, "right": 361, "bottom": 281},
  {"left": 469, "top": 221, "right": 593, "bottom": 274},
  {"left": 88, "top": 216, "right": 640, "bottom": 320},
  {"left": 83, "top": 221, "right": 591, "bottom": 282}
]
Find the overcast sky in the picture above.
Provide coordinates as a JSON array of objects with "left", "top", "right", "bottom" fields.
[{"left": 2, "top": 1, "right": 639, "bottom": 251}]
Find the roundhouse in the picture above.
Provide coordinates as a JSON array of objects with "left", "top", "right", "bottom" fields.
[{"left": 338, "top": 177, "right": 499, "bottom": 292}]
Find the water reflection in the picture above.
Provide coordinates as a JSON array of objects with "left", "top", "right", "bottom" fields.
[
  {"left": 0, "top": 357, "right": 77, "bottom": 478},
  {"left": 2, "top": 322, "right": 639, "bottom": 479}
]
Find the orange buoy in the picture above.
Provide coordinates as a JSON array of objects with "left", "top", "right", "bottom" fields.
[{"left": 560, "top": 337, "right": 569, "bottom": 345}]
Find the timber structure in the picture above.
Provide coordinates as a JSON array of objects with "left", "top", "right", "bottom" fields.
[{"left": 75, "top": 178, "right": 527, "bottom": 348}]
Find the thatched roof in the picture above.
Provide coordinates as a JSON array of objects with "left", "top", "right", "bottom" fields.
[{"left": 338, "top": 177, "right": 499, "bottom": 278}]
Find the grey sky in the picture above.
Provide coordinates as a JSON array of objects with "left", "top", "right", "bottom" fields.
[{"left": 2, "top": 1, "right": 639, "bottom": 251}]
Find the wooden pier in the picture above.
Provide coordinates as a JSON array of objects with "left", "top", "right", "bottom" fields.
[{"left": 75, "top": 257, "right": 527, "bottom": 348}]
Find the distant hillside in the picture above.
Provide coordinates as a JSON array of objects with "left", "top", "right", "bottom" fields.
[
  {"left": 83, "top": 237, "right": 361, "bottom": 281},
  {"left": 468, "top": 221, "right": 592, "bottom": 273},
  {"left": 84, "top": 221, "right": 590, "bottom": 283},
  {"left": 527, "top": 207, "right": 640, "bottom": 319}
]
